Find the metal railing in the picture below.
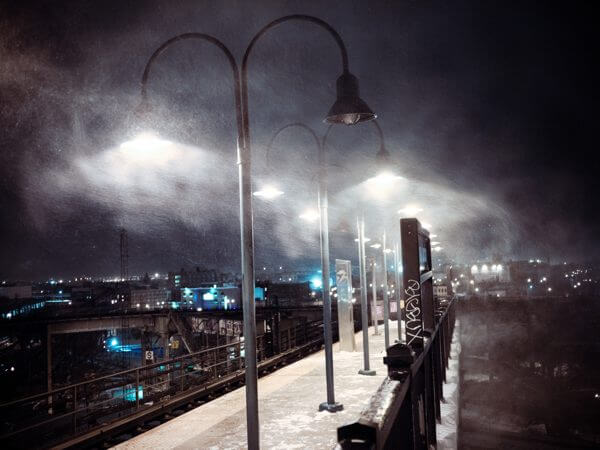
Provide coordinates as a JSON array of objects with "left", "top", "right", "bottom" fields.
[
  {"left": 0, "top": 318, "right": 334, "bottom": 448},
  {"left": 337, "top": 299, "right": 456, "bottom": 449}
]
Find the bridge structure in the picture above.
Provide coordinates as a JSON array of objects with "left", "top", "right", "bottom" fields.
[{"left": 0, "top": 312, "right": 345, "bottom": 449}]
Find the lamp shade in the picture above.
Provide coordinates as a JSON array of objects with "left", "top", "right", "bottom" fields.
[{"left": 325, "top": 73, "right": 376, "bottom": 125}]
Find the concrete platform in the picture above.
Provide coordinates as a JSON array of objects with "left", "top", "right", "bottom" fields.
[{"left": 116, "top": 323, "right": 395, "bottom": 450}]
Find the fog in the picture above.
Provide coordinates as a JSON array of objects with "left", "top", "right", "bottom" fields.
[{"left": 1, "top": 0, "right": 596, "bottom": 278}]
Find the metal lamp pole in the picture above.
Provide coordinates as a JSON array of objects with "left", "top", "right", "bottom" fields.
[
  {"left": 382, "top": 231, "right": 390, "bottom": 349},
  {"left": 370, "top": 256, "right": 380, "bottom": 335},
  {"left": 139, "top": 15, "right": 375, "bottom": 449},
  {"left": 357, "top": 217, "right": 376, "bottom": 375},
  {"left": 393, "top": 241, "right": 403, "bottom": 342},
  {"left": 264, "top": 123, "right": 342, "bottom": 412}
]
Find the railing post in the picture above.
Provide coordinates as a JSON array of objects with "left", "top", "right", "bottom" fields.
[
  {"left": 383, "top": 342, "right": 416, "bottom": 448},
  {"left": 135, "top": 368, "right": 140, "bottom": 410},
  {"left": 72, "top": 386, "right": 77, "bottom": 433},
  {"left": 181, "top": 359, "right": 185, "bottom": 392},
  {"left": 214, "top": 349, "right": 218, "bottom": 379}
]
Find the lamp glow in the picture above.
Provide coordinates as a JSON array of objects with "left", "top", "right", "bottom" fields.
[
  {"left": 119, "top": 133, "right": 177, "bottom": 164},
  {"left": 299, "top": 209, "right": 320, "bottom": 222},
  {"left": 253, "top": 185, "right": 284, "bottom": 199},
  {"left": 398, "top": 205, "right": 423, "bottom": 216}
]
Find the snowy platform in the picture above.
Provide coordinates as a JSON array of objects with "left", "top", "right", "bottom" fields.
[{"left": 116, "top": 320, "right": 459, "bottom": 449}]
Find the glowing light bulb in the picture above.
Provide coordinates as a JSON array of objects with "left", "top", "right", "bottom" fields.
[
  {"left": 253, "top": 185, "right": 284, "bottom": 199},
  {"left": 299, "top": 209, "right": 320, "bottom": 222},
  {"left": 398, "top": 205, "right": 423, "bottom": 216}
]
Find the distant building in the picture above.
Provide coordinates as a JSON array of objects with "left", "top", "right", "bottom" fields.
[
  {"left": 131, "top": 288, "right": 171, "bottom": 309},
  {"left": 470, "top": 262, "right": 510, "bottom": 283},
  {"left": 181, "top": 285, "right": 242, "bottom": 310},
  {"left": 0, "top": 285, "right": 32, "bottom": 300},
  {"left": 433, "top": 283, "right": 450, "bottom": 300},
  {"left": 266, "top": 282, "right": 315, "bottom": 306},
  {"left": 168, "top": 267, "right": 219, "bottom": 290}
]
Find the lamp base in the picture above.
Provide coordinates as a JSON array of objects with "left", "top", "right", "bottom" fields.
[
  {"left": 358, "top": 369, "right": 377, "bottom": 376},
  {"left": 319, "top": 402, "right": 344, "bottom": 413}
]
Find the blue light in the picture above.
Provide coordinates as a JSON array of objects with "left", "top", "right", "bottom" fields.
[
  {"left": 310, "top": 277, "right": 323, "bottom": 289},
  {"left": 110, "top": 338, "right": 118, "bottom": 347}
]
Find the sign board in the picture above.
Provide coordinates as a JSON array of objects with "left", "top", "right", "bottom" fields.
[
  {"left": 335, "top": 259, "right": 356, "bottom": 352},
  {"left": 400, "top": 218, "right": 434, "bottom": 348},
  {"left": 145, "top": 350, "right": 154, "bottom": 362}
]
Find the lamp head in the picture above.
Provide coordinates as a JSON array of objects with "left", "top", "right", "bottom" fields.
[
  {"left": 326, "top": 73, "right": 376, "bottom": 125},
  {"left": 366, "top": 144, "right": 401, "bottom": 188}
]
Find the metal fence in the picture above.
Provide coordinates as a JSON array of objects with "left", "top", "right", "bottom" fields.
[
  {"left": 337, "top": 299, "right": 456, "bottom": 449},
  {"left": 0, "top": 318, "right": 334, "bottom": 448}
]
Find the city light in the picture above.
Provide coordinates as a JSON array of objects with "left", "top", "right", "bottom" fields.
[
  {"left": 252, "top": 185, "right": 284, "bottom": 199},
  {"left": 370, "top": 243, "right": 382, "bottom": 249},
  {"left": 310, "top": 277, "right": 323, "bottom": 289}
]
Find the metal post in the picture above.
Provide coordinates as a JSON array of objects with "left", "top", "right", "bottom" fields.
[
  {"left": 46, "top": 326, "right": 53, "bottom": 415},
  {"left": 371, "top": 257, "right": 379, "bottom": 334},
  {"left": 237, "top": 138, "right": 259, "bottom": 450},
  {"left": 394, "top": 242, "right": 403, "bottom": 342},
  {"left": 72, "top": 386, "right": 77, "bottom": 433},
  {"left": 382, "top": 231, "right": 390, "bottom": 349},
  {"left": 358, "top": 218, "right": 375, "bottom": 375},
  {"left": 318, "top": 147, "right": 342, "bottom": 412},
  {"left": 135, "top": 368, "right": 140, "bottom": 410}
]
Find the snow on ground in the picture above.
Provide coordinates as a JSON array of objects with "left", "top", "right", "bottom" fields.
[{"left": 116, "top": 319, "right": 460, "bottom": 450}]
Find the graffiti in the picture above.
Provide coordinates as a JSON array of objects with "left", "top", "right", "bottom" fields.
[{"left": 404, "top": 279, "right": 422, "bottom": 345}]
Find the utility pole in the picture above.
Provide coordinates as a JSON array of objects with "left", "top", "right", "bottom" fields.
[{"left": 119, "top": 228, "right": 129, "bottom": 282}]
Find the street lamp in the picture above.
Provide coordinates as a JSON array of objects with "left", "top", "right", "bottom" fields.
[
  {"left": 252, "top": 185, "right": 284, "bottom": 199},
  {"left": 261, "top": 122, "right": 343, "bottom": 413},
  {"left": 135, "top": 14, "right": 375, "bottom": 449},
  {"left": 398, "top": 205, "right": 423, "bottom": 216},
  {"left": 259, "top": 115, "right": 391, "bottom": 409},
  {"left": 299, "top": 208, "right": 320, "bottom": 222}
]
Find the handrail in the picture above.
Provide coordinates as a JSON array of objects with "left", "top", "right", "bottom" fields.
[
  {"left": 0, "top": 318, "right": 336, "bottom": 446},
  {"left": 337, "top": 298, "right": 456, "bottom": 449}
]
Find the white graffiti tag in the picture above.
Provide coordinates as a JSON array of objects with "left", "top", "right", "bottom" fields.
[{"left": 404, "top": 279, "right": 422, "bottom": 345}]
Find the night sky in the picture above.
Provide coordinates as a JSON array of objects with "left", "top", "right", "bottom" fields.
[{"left": 1, "top": 0, "right": 598, "bottom": 280}]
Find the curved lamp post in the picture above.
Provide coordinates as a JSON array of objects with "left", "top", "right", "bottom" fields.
[
  {"left": 137, "top": 15, "right": 375, "bottom": 450},
  {"left": 263, "top": 122, "right": 341, "bottom": 412}
]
